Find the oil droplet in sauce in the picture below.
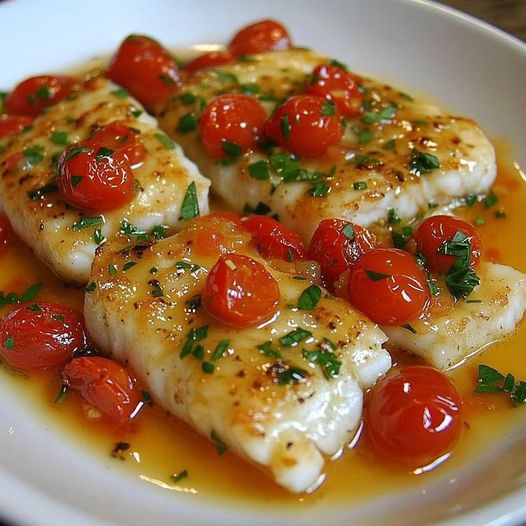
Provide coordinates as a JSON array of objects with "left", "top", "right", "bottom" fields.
[{"left": 0, "top": 145, "right": 524, "bottom": 511}]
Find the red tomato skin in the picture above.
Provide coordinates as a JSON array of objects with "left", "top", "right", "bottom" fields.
[
  {"left": 308, "top": 219, "right": 376, "bottom": 288},
  {"left": 58, "top": 140, "right": 135, "bottom": 212},
  {"left": 185, "top": 50, "right": 234, "bottom": 73},
  {"left": 62, "top": 356, "right": 142, "bottom": 425},
  {"left": 0, "top": 115, "right": 33, "bottom": 139},
  {"left": 0, "top": 302, "right": 87, "bottom": 369},
  {"left": 413, "top": 215, "right": 482, "bottom": 273},
  {"left": 0, "top": 213, "right": 12, "bottom": 256},
  {"left": 366, "top": 366, "right": 462, "bottom": 468},
  {"left": 265, "top": 95, "right": 343, "bottom": 157},
  {"left": 90, "top": 121, "right": 146, "bottom": 167},
  {"left": 307, "top": 64, "right": 362, "bottom": 117},
  {"left": 107, "top": 35, "right": 180, "bottom": 109},
  {"left": 6, "top": 75, "right": 78, "bottom": 117},
  {"left": 199, "top": 94, "right": 266, "bottom": 158},
  {"left": 242, "top": 215, "right": 306, "bottom": 261},
  {"left": 228, "top": 19, "right": 291, "bottom": 56},
  {"left": 202, "top": 254, "right": 280, "bottom": 328},
  {"left": 348, "top": 248, "right": 430, "bottom": 325}
]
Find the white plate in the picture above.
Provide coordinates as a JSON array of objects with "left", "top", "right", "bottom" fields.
[{"left": 1, "top": 0, "right": 526, "bottom": 525}]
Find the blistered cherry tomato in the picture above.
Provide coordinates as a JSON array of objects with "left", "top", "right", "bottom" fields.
[
  {"left": 58, "top": 140, "right": 134, "bottom": 212},
  {"left": 308, "top": 219, "right": 376, "bottom": 288},
  {"left": 265, "top": 95, "right": 342, "bottom": 157},
  {"left": 0, "top": 302, "right": 86, "bottom": 369},
  {"left": 90, "top": 121, "right": 146, "bottom": 166},
  {"left": 242, "top": 214, "right": 305, "bottom": 260},
  {"left": 0, "top": 115, "right": 33, "bottom": 139},
  {"left": 242, "top": 215, "right": 306, "bottom": 261},
  {"left": 228, "top": 19, "right": 291, "bottom": 56},
  {"left": 199, "top": 93, "right": 266, "bottom": 158},
  {"left": 307, "top": 63, "right": 362, "bottom": 117},
  {"left": 202, "top": 254, "right": 280, "bottom": 327},
  {"left": 348, "top": 248, "right": 429, "bottom": 325},
  {"left": 107, "top": 34, "right": 180, "bottom": 109},
  {"left": 6, "top": 75, "right": 78, "bottom": 117},
  {"left": 62, "top": 356, "right": 142, "bottom": 425},
  {"left": 185, "top": 50, "right": 234, "bottom": 73},
  {"left": 413, "top": 215, "right": 481, "bottom": 273},
  {"left": 0, "top": 213, "right": 12, "bottom": 256},
  {"left": 366, "top": 366, "right": 462, "bottom": 468}
]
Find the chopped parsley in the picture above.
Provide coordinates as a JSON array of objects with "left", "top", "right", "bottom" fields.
[
  {"left": 307, "top": 180, "right": 330, "bottom": 197},
  {"left": 111, "top": 88, "right": 129, "bottom": 98},
  {"left": 387, "top": 208, "right": 401, "bottom": 225},
  {"left": 171, "top": 470, "right": 189, "bottom": 483},
  {"left": 23, "top": 144, "right": 45, "bottom": 165},
  {"left": 277, "top": 365, "right": 308, "bottom": 385},
  {"left": 256, "top": 341, "right": 282, "bottom": 359},
  {"left": 365, "top": 270, "right": 391, "bottom": 281},
  {"left": 122, "top": 261, "right": 136, "bottom": 272},
  {"left": 483, "top": 191, "right": 498, "bottom": 209},
  {"left": 465, "top": 193, "right": 477, "bottom": 207},
  {"left": 342, "top": 224, "right": 355, "bottom": 239},
  {"left": 96, "top": 146, "right": 114, "bottom": 160},
  {"left": 302, "top": 343, "right": 341, "bottom": 379},
  {"left": 222, "top": 140, "right": 242, "bottom": 160},
  {"left": 148, "top": 280, "right": 164, "bottom": 297},
  {"left": 211, "top": 339, "right": 230, "bottom": 361},
  {"left": 54, "top": 384, "right": 69, "bottom": 404},
  {"left": 181, "top": 181, "right": 200, "bottom": 220},
  {"left": 475, "top": 364, "right": 526, "bottom": 405},
  {"left": 409, "top": 149, "right": 441, "bottom": 175},
  {"left": 50, "top": 130, "right": 69, "bottom": 145},
  {"left": 180, "top": 326, "right": 208, "bottom": 359},
  {"left": 280, "top": 114, "right": 291, "bottom": 140},
  {"left": 211, "top": 430, "right": 228, "bottom": 455},
  {"left": 361, "top": 104, "right": 396, "bottom": 124},
  {"left": 175, "top": 260, "right": 201, "bottom": 273},
  {"left": 279, "top": 327, "right": 313, "bottom": 347},
  {"left": 179, "top": 92, "right": 197, "bottom": 105},
  {"left": 176, "top": 113, "right": 197, "bottom": 133},
  {"left": 155, "top": 133, "right": 176, "bottom": 149},
  {"left": 202, "top": 361, "right": 214, "bottom": 374},
  {"left": 353, "top": 181, "right": 368, "bottom": 191},
  {"left": 495, "top": 210, "right": 507, "bottom": 219},
  {"left": 108, "top": 263, "right": 118, "bottom": 276},
  {"left": 212, "top": 69, "right": 238, "bottom": 85},
  {"left": 151, "top": 225, "right": 168, "bottom": 240},
  {"left": 65, "top": 144, "right": 90, "bottom": 161},
  {"left": 347, "top": 154, "right": 380, "bottom": 167},
  {"left": 3, "top": 336, "right": 14, "bottom": 350},
  {"left": 391, "top": 225, "right": 413, "bottom": 249},
  {"left": 297, "top": 284, "right": 322, "bottom": 310},
  {"left": 320, "top": 101, "right": 336, "bottom": 116},
  {"left": 438, "top": 230, "right": 480, "bottom": 299},
  {"left": 72, "top": 216, "right": 104, "bottom": 231},
  {"left": 401, "top": 324, "right": 417, "bottom": 334},
  {"left": 70, "top": 175, "right": 83, "bottom": 187},
  {"left": 383, "top": 138, "right": 396, "bottom": 150},
  {"left": 243, "top": 202, "right": 271, "bottom": 215},
  {"left": 248, "top": 160, "right": 270, "bottom": 180},
  {"left": 119, "top": 219, "right": 148, "bottom": 241},
  {"left": 85, "top": 282, "right": 96, "bottom": 293}
]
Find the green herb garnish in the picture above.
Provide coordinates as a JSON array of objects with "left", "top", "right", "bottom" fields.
[
  {"left": 297, "top": 284, "right": 322, "bottom": 310},
  {"left": 181, "top": 181, "right": 200, "bottom": 220}
]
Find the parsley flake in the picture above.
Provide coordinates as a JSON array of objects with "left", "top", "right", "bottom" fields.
[
  {"left": 176, "top": 113, "right": 197, "bottom": 133},
  {"left": 248, "top": 160, "right": 270, "bottom": 180},
  {"left": 365, "top": 270, "right": 391, "bottom": 281},
  {"left": 155, "top": 133, "right": 176, "bottom": 149},
  {"left": 279, "top": 327, "right": 313, "bottom": 347},
  {"left": 211, "top": 430, "right": 228, "bottom": 455},
  {"left": 409, "top": 149, "right": 440, "bottom": 175},
  {"left": 181, "top": 181, "right": 200, "bottom": 220},
  {"left": 72, "top": 216, "right": 104, "bottom": 231},
  {"left": 297, "top": 284, "right": 322, "bottom": 310}
]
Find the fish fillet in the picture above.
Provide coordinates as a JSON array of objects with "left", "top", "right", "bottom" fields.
[
  {"left": 383, "top": 263, "right": 526, "bottom": 369},
  {"left": 84, "top": 217, "right": 391, "bottom": 492},
  {"left": 0, "top": 77, "right": 209, "bottom": 283},
  {"left": 155, "top": 49, "right": 496, "bottom": 240}
]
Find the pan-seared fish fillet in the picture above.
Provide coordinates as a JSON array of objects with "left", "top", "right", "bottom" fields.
[
  {"left": 84, "top": 217, "right": 391, "bottom": 492},
  {"left": 155, "top": 49, "right": 496, "bottom": 240},
  {"left": 0, "top": 77, "right": 209, "bottom": 283},
  {"left": 383, "top": 263, "right": 526, "bottom": 370}
]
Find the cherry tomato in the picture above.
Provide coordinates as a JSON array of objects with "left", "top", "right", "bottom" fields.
[
  {"left": 242, "top": 215, "right": 306, "bottom": 261},
  {"left": 62, "top": 356, "right": 142, "bottom": 425},
  {"left": 185, "top": 50, "right": 234, "bottom": 73},
  {"left": 366, "top": 366, "right": 462, "bottom": 468},
  {"left": 0, "top": 115, "right": 33, "bottom": 139},
  {"left": 308, "top": 219, "right": 376, "bottom": 288},
  {"left": 202, "top": 254, "right": 280, "bottom": 327},
  {"left": 228, "top": 19, "right": 291, "bottom": 56},
  {"left": 199, "top": 94, "right": 266, "bottom": 158},
  {"left": 6, "top": 75, "right": 78, "bottom": 117},
  {"left": 0, "top": 302, "right": 86, "bottom": 369},
  {"left": 0, "top": 213, "right": 12, "bottom": 256},
  {"left": 307, "top": 63, "right": 362, "bottom": 117},
  {"left": 265, "top": 95, "right": 342, "bottom": 157},
  {"left": 413, "top": 215, "right": 481, "bottom": 273},
  {"left": 90, "top": 121, "right": 146, "bottom": 167},
  {"left": 58, "top": 140, "right": 134, "bottom": 212},
  {"left": 348, "top": 248, "right": 429, "bottom": 325},
  {"left": 107, "top": 34, "right": 180, "bottom": 109}
]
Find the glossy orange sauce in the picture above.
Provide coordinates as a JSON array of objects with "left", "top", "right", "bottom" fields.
[{"left": 0, "top": 145, "right": 525, "bottom": 510}]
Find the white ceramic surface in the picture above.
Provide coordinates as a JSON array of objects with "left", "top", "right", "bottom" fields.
[{"left": 0, "top": 0, "right": 525, "bottom": 525}]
